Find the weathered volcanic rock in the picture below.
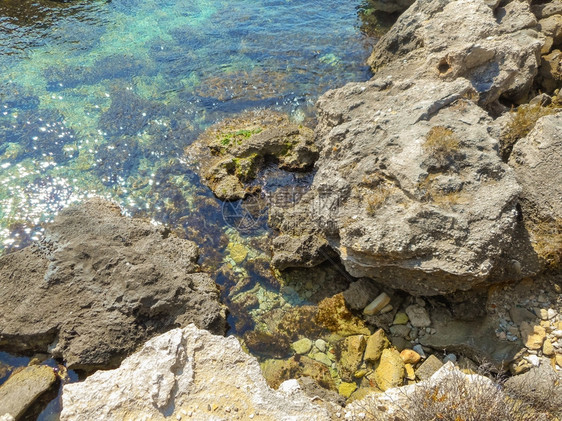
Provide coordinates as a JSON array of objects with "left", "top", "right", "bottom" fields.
[
  {"left": 0, "top": 199, "right": 227, "bottom": 372},
  {"left": 60, "top": 325, "right": 332, "bottom": 421},
  {"left": 368, "top": 0, "right": 542, "bottom": 107}
]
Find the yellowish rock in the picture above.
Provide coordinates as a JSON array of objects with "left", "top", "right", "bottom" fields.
[
  {"left": 363, "top": 292, "right": 390, "bottom": 315},
  {"left": 0, "top": 365, "right": 57, "bottom": 419},
  {"left": 348, "top": 387, "right": 378, "bottom": 402},
  {"left": 339, "top": 382, "right": 358, "bottom": 398},
  {"left": 228, "top": 243, "right": 248, "bottom": 264},
  {"left": 400, "top": 349, "right": 421, "bottom": 365},
  {"left": 520, "top": 321, "right": 546, "bottom": 350},
  {"left": 543, "top": 339, "right": 555, "bottom": 356},
  {"left": 316, "top": 294, "right": 371, "bottom": 336},
  {"left": 393, "top": 312, "right": 409, "bottom": 325},
  {"left": 364, "top": 329, "right": 390, "bottom": 363},
  {"left": 556, "top": 354, "right": 562, "bottom": 367},
  {"left": 374, "top": 348, "right": 405, "bottom": 391},
  {"left": 405, "top": 364, "right": 415, "bottom": 380},
  {"left": 337, "top": 335, "right": 367, "bottom": 382}
]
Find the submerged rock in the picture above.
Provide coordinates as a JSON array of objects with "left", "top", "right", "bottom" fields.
[
  {"left": 0, "top": 199, "right": 227, "bottom": 372},
  {"left": 61, "top": 325, "right": 332, "bottom": 420},
  {"left": 374, "top": 348, "right": 405, "bottom": 391},
  {"left": 0, "top": 365, "right": 58, "bottom": 420},
  {"left": 185, "top": 110, "right": 317, "bottom": 201}
]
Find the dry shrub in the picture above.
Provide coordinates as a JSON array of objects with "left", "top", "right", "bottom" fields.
[
  {"left": 357, "top": 365, "right": 557, "bottom": 421},
  {"left": 423, "top": 126, "right": 461, "bottom": 169},
  {"left": 366, "top": 184, "right": 392, "bottom": 215},
  {"left": 500, "top": 103, "right": 557, "bottom": 161},
  {"left": 530, "top": 218, "right": 562, "bottom": 269}
]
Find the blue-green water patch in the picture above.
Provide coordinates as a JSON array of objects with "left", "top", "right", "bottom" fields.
[
  {"left": 0, "top": 0, "right": 372, "bottom": 253},
  {"left": 0, "top": 0, "right": 375, "bottom": 412}
]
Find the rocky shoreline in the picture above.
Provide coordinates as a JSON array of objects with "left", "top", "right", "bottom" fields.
[{"left": 1, "top": 0, "right": 562, "bottom": 419}]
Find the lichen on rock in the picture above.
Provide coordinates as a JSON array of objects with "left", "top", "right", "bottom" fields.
[{"left": 185, "top": 110, "right": 317, "bottom": 201}]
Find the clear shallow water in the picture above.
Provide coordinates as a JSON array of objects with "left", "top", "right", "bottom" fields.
[
  {"left": 0, "top": 0, "right": 373, "bottom": 417},
  {"left": 0, "top": 0, "right": 372, "bottom": 252}
]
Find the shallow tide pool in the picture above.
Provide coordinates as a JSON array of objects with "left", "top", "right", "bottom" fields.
[
  {"left": 1, "top": 0, "right": 373, "bottom": 417},
  {"left": 0, "top": 0, "right": 372, "bottom": 252}
]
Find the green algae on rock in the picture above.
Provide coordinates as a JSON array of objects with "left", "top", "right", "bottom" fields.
[{"left": 185, "top": 110, "right": 317, "bottom": 201}]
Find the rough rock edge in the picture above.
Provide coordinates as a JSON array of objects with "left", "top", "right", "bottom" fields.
[{"left": 60, "top": 325, "right": 333, "bottom": 421}]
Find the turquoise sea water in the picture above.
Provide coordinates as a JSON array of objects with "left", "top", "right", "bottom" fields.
[
  {"left": 1, "top": 0, "right": 373, "bottom": 417},
  {"left": 0, "top": 0, "right": 372, "bottom": 253}
]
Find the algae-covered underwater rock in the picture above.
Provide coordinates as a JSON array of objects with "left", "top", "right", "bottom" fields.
[{"left": 185, "top": 110, "right": 318, "bottom": 201}]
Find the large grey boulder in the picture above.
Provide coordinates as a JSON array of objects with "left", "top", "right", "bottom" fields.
[
  {"left": 509, "top": 113, "right": 562, "bottom": 222},
  {"left": 271, "top": 76, "right": 538, "bottom": 295},
  {"left": 368, "top": 0, "right": 542, "bottom": 106},
  {"left": 60, "top": 325, "right": 332, "bottom": 421},
  {"left": 0, "top": 199, "right": 227, "bottom": 371},
  {"left": 270, "top": 0, "right": 543, "bottom": 296}
]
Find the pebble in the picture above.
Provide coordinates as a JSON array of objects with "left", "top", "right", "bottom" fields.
[
  {"left": 400, "top": 349, "right": 421, "bottom": 364},
  {"left": 291, "top": 338, "right": 313, "bottom": 355},
  {"left": 413, "top": 344, "right": 426, "bottom": 358},
  {"left": 520, "top": 322, "right": 546, "bottom": 349},
  {"left": 380, "top": 304, "right": 393, "bottom": 314},
  {"left": 525, "top": 355, "right": 540, "bottom": 366},
  {"left": 406, "top": 304, "right": 431, "bottom": 328},
  {"left": 363, "top": 292, "right": 391, "bottom": 315},
  {"left": 543, "top": 339, "right": 555, "bottom": 356},
  {"left": 443, "top": 353, "right": 457, "bottom": 364},
  {"left": 552, "top": 330, "right": 562, "bottom": 338},
  {"left": 393, "top": 312, "right": 409, "bottom": 325},
  {"left": 315, "top": 339, "right": 327, "bottom": 353}
]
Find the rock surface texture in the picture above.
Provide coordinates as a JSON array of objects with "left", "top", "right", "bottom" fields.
[
  {"left": 509, "top": 113, "right": 562, "bottom": 221},
  {"left": 271, "top": 0, "right": 543, "bottom": 295},
  {"left": 60, "top": 325, "right": 332, "bottom": 421},
  {"left": 0, "top": 365, "right": 57, "bottom": 419},
  {"left": 185, "top": 110, "right": 317, "bottom": 201},
  {"left": 0, "top": 199, "right": 227, "bottom": 371}
]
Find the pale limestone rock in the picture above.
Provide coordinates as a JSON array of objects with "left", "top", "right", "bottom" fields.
[{"left": 61, "top": 325, "right": 331, "bottom": 421}]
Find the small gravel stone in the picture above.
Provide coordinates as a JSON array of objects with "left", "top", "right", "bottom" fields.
[
  {"left": 413, "top": 344, "right": 426, "bottom": 358},
  {"left": 406, "top": 304, "right": 431, "bottom": 328},
  {"left": 315, "top": 339, "right": 327, "bottom": 353},
  {"left": 443, "top": 353, "right": 457, "bottom": 364}
]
